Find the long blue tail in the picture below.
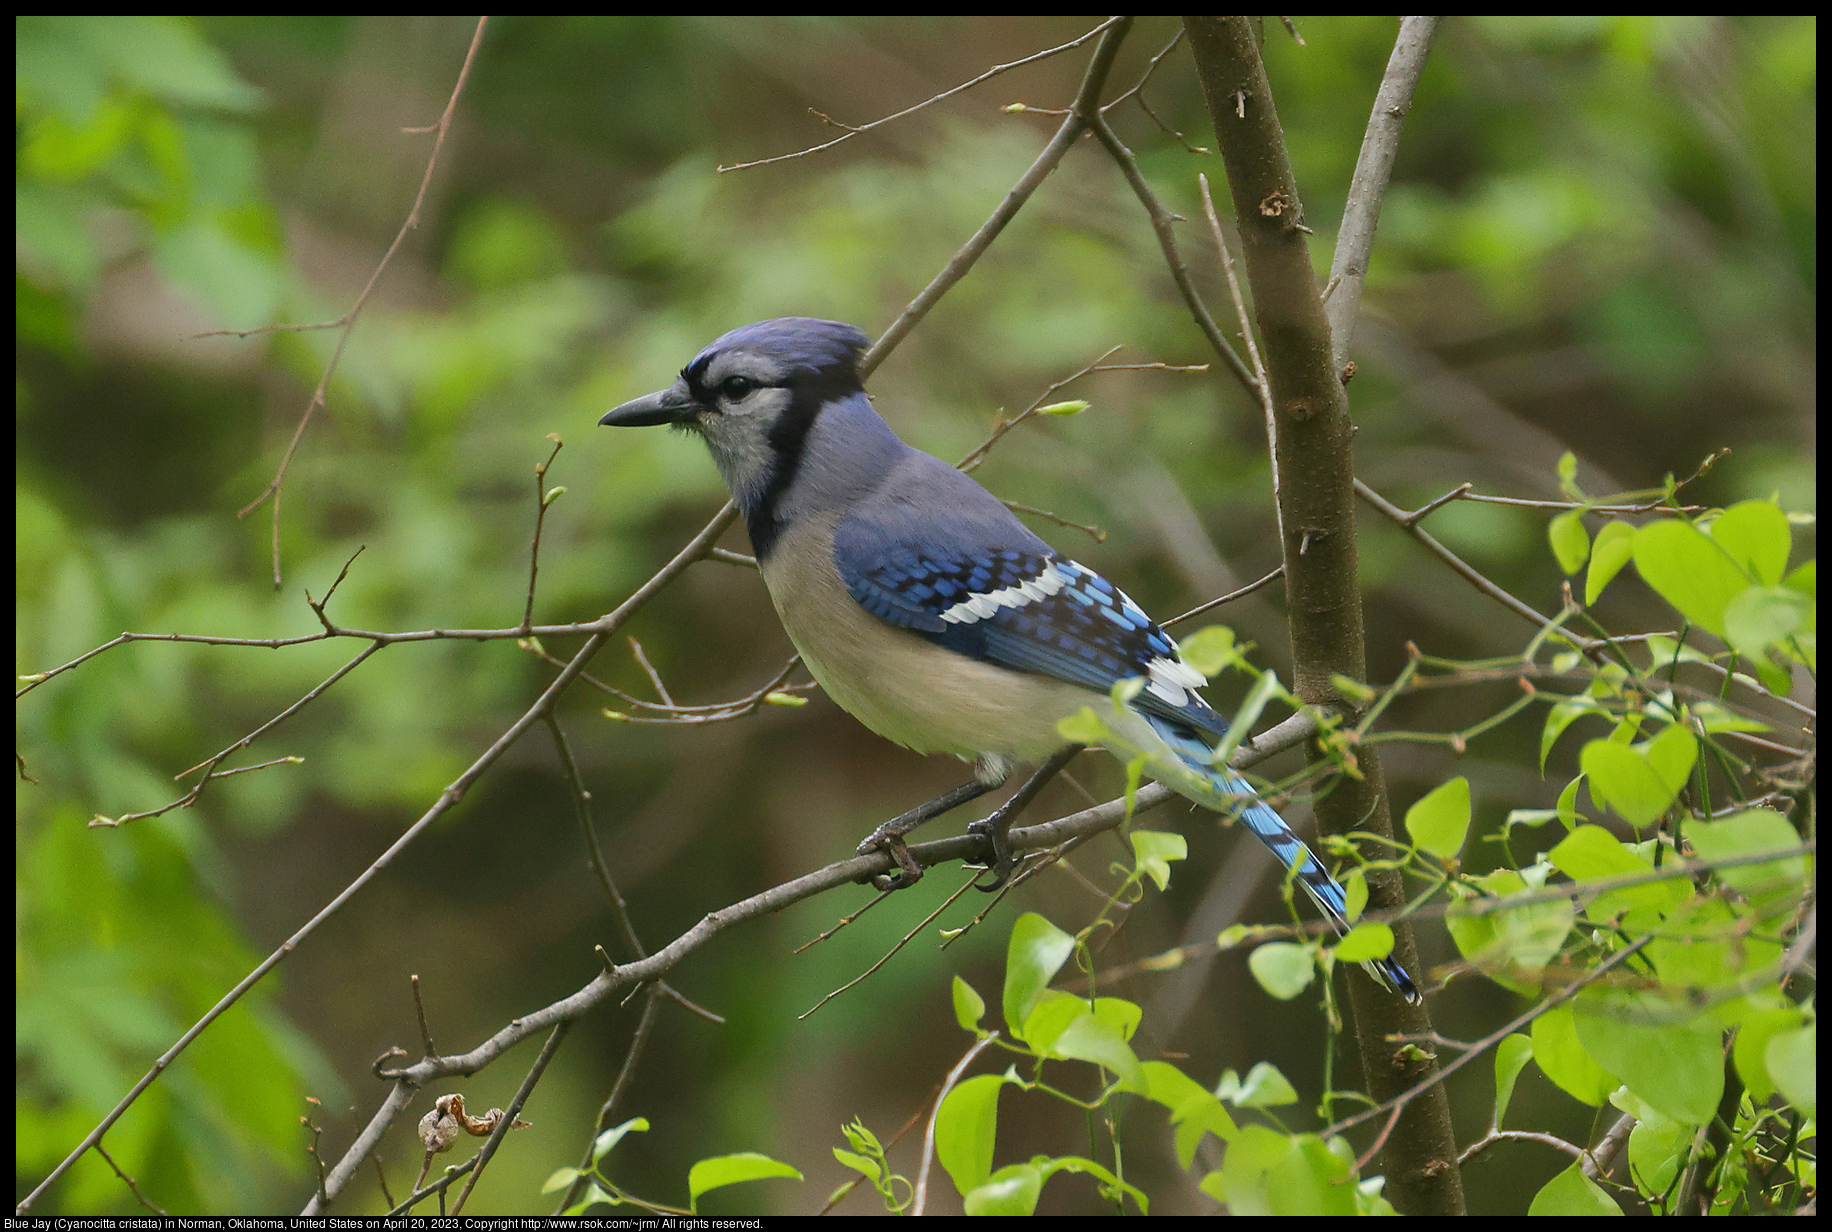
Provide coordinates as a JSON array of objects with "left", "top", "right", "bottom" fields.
[{"left": 1140, "top": 712, "right": 1422, "bottom": 1004}]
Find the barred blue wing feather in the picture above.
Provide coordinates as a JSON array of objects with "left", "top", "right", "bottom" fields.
[{"left": 838, "top": 543, "right": 1222, "bottom": 736}]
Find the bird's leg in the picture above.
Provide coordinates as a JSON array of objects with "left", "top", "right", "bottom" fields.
[
  {"left": 968, "top": 745, "right": 1082, "bottom": 892},
  {"left": 856, "top": 776, "right": 1001, "bottom": 891}
]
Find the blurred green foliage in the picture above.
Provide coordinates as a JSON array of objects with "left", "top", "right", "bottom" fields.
[{"left": 17, "top": 15, "right": 1814, "bottom": 1215}]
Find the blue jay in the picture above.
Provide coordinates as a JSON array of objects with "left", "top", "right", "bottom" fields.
[{"left": 601, "top": 317, "right": 1419, "bottom": 1002}]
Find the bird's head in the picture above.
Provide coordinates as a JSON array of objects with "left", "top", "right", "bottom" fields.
[
  {"left": 601, "top": 318, "right": 890, "bottom": 553},
  {"left": 601, "top": 316, "right": 867, "bottom": 428}
]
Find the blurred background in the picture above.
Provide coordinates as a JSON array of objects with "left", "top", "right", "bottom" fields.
[{"left": 16, "top": 15, "right": 1815, "bottom": 1216}]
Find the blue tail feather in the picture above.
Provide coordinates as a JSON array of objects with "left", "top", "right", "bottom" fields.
[{"left": 1141, "top": 712, "right": 1422, "bottom": 1004}]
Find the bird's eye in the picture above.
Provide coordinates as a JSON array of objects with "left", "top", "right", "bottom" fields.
[{"left": 719, "top": 375, "right": 755, "bottom": 402}]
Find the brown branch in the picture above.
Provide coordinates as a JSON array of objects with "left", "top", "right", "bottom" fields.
[
  {"left": 1184, "top": 15, "right": 1460, "bottom": 1214},
  {"left": 313, "top": 712, "right": 1319, "bottom": 1209}
]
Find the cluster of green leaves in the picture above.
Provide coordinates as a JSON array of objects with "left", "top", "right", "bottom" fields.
[
  {"left": 832, "top": 907, "right": 1398, "bottom": 1216},
  {"left": 1448, "top": 475, "right": 1815, "bottom": 1213},
  {"left": 17, "top": 16, "right": 284, "bottom": 351},
  {"left": 543, "top": 1117, "right": 802, "bottom": 1216}
]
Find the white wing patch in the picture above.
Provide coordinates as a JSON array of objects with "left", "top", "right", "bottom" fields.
[
  {"left": 1145, "top": 652, "right": 1207, "bottom": 706},
  {"left": 938, "top": 562, "right": 1069, "bottom": 624}
]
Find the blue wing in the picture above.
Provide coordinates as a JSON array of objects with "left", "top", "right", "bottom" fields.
[{"left": 834, "top": 515, "right": 1222, "bottom": 737}]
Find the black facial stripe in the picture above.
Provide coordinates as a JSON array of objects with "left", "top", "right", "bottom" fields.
[{"left": 746, "top": 388, "right": 823, "bottom": 560}]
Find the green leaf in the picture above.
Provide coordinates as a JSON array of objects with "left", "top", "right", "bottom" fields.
[
  {"left": 1707, "top": 499, "right": 1791, "bottom": 585},
  {"left": 935, "top": 1073, "right": 1008, "bottom": 1196},
  {"left": 1685, "top": 808, "right": 1808, "bottom": 921},
  {"left": 1547, "top": 824, "right": 1681, "bottom": 918},
  {"left": 1247, "top": 942, "right": 1314, "bottom": 1000},
  {"left": 964, "top": 1161, "right": 1042, "bottom": 1216},
  {"left": 1045, "top": 1008, "right": 1146, "bottom": 1093},
  {"left": 1129, "top": 829, "right": 1187, "bottom": 891},
  {"left": 1210, "top": 668, "right": 1283, "bottom": 768},
  {"left": 1445, "top": 868, "right": 1574, "bottom": 988},
  {"left": 1632, "top": 519, "right": 1755, "bottom": 638},
  {"left": 1334, "top": 922, "right": 1395, "bottom": 963},
  {"left": 1573, "top": 1010, "right": 1723, "bottom": 1125},
  {"left": 1142, "top": 1060, "right": 1237, "bottom": 1167},
  {"left": 686, "top": 1152, "right": 802, "bottom": 1213},
  {"left": 1765, "top": 1026, "right": 1815, "bottom": 1116},
  {"left": 1404, "top": 776, "right": 1471, "bottom": 861},
  {"left": 1556, "top": 450, "right": 1583, "bottom": 499},
  {"left": 1724, "top": 585, "right": 1812, "bottom": 667},
  {"left": 1035, "top": 399, "right": 1089, "bottom": 416},
  {"left": 1732, "top": 1006, "right": 1804, "bottom": 1103},
  {"left": 1585, "top": 520, "right": 1637, "bottom": 605},
  {"left": 1177, "top": 625, "right": 1238, "bottom": 677},
  {"left": 1541, "top": 697, "right": 1602, "bottom": 772},
  {"left": 1002, "top": 913, "right": 1076, "bottom": 1037},
  {"left": 1343, "top": 868, "right": 1369, "bottom": 921},
  {"left": 1531, "top": 1004, "right": 1618, "bottom": 1106},
  {"left": 1783, "top": 558, "right": 1815, "bottom": 596},
  {"left": 1018, "top": 989, "right": 1087, "bottom": 1055},
  {"left": 1214, "top": 1126, "right": 1358, "bottom": 1216},
  {"left": 1578, "top": 725, "right": 1695, "bottom": 827},
  {"left": 591, "top": 1116, "right": 649, "bottom": 1164},
  {"left": 1494, "top": 1034, "right": 1534, "bottom": 1126},
  {"left": 1529, "top": 1161, "right": 1625, "bottom": 1215},
  {"left": 1034, "top": 1155, "right": 1149, "bottom": 1214},
  {"left": 1217, "top": 1061, "right": 1298, "bottom": 1109},
  {"left": 1056, "top": 706, "right": 1110, "bottom": 746},
  {"left": 832, "top": 1148, "right": 881, "bottom": 1182},
  {"left": 1549, "top": 509, "right": 1590, "bottom": 574},
  {"left": 952, "top": 975, "right": 986, "bottom": 1033}
]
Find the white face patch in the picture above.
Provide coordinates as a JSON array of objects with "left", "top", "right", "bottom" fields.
[
  {"left": 937, "top": 561, "right": 1070, "bottom": 624},
  {"left": 688, "top": 350, "right": 797, "bottom": 508}
]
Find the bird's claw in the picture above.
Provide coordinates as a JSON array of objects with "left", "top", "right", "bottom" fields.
[
  {"left": 967, "top": 815, "right": 1017, "bottom": 892},
  {"left": 859, "top": 831, "right": 925, "bottom": 890}
]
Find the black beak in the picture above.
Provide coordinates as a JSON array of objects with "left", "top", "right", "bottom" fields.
[{"left": 600, "top": 382, "right": 702, "bottom": 427}]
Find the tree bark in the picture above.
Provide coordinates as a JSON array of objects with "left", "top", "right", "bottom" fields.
[{"left": 1183, "top": 16, "right": 1465, "bottom": 1215}]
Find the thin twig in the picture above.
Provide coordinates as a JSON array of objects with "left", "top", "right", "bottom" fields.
[
  {"left": 626, "top": 637, "right": 675, "bottom": 707},
  {"left": 718, "top": 17, "right": 1125, "bottom": 173},
  {"left": 1199, "top": 172, "right": 1267, "bottom": 407},
  {"left": 24, "top": 506, "right": 737, "bottom": 1215},
  {"left": 1100, "top": 29, "right": 1186, "bottom": 114},
  {"left": 914, "top": 1035, "right": 1001, "bottom": 1216},
  {"left": 450, "top": 1021, "right": 569, "bottom": 1214},
  {"left": 523, "top": 436, "right": 565, "bottom": 630},
  {"left": 862, "top": 19, "right": 1133, "bottom": 377},
  {"left": 1087, "top": 114, "right": 1259, "bottom": 395},
  {"left": 1325, "top": 16, "right": 1440, "bottom": 372},
  {"left": 232, "top": 17, "right": 491, "bottom": 588},
  {"left": 94, "top": 1143, "right": 166, "bottom": 1216},
  {"left": 799, "top": 873, "right": 983, "bottom": 1019},
  {"left": 1164, "top": 564, "right": 1285, "bottom": 627}
]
